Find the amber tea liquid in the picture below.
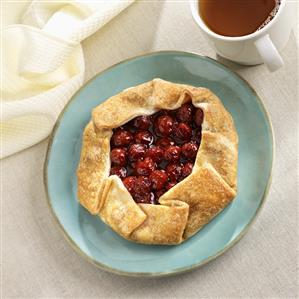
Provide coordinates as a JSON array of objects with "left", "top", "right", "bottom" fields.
[{"left": 199, "top": 0, "right": 281, "bottom": 37}]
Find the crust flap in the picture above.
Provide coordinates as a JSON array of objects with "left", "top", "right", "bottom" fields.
[
  {"left": 195, "top": 131, "right": 238, "bottom": 190},
  {"left": 99, "top": 176, "right": 147, "bottom": 238},
  {"left": 92, "top": 81, "right": 156, "bottom": 129},
  {"left": 161, "top": 164, "right": 236, "bottom": 239},
  {"left": 77, "top": 122, "right": 111, "bottom": 214},
  {"left": 130, "top": 200, "right": 189, "bottom": 245}
]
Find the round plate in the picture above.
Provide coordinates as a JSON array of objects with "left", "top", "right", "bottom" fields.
[{"left": 44, "top": 51, "right": 274, "bottom": 277}]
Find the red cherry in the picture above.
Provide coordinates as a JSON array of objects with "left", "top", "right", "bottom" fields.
[
  {"left": 181, "top": 142, "right": 198, "bottom": 159},
  {"left": 176, "top": 103, "right": 194, "bottom": 123},
  {"left": 134, "top": 131, "right": 154, "bottom": 145},
  {"left": 128, "top": 144, "right": 146, "bottom": 161},
  {"left": 122, "top": 176, "right": 137, "bottom": 193},
  {"left": 165, "top": 181, "right": 177, "bottom": 190},
  {"left": 152, "top": 110, "right": 169, "bottom": 119},
  {"left": 110, "top": 166, "right": 127, "bottom": 179},
  {"left": 164, "top": 145, "right": 181, "bottom": 161},
  {"left": 135, "top": 157, "right": 156, "bottom": 176},
  {"left": 182, "top": 162, "right": 194, "bottom": 178},
  {"left": 173, "top": 123, "right": 192, "bottom": 142},
  {"left": 146, "top": 146, "right": 164, "bottom": 162},
  {"left": 194, "top": 108, "right": 204, "bottom": 126},
  {"left": 134, "top": 192, "right": 156, "bottom": 204},
  {"left": 166, "top": 163, "right": 182, "bottom": 181},
  {"left": 192, "top": 127, "right": 202, "bottom": 144},
  {"left": 156, "top": 115, "right": 174, "bottom": 136},
  {"left": 133, "top": 176, "right": 151, "bottom": 195},
  {"left": 121, "top": 123, "right": 136, "bottom": 134},
  {"left": 111, "top": 129, "right": 133, "bottom": 147},
  {"left": 110, "top": 148, "right": 127, "bottom": 166},
  {"left": 133, "top": 115, "right": 152, "bottom": 130},
  {"left": 156, "top": 137, "right": 175, "bottom": 148},
  {"left": 149, "top": 170, "right": 168, "bottom": 190}
]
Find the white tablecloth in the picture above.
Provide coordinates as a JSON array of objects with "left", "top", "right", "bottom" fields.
[{"left": 2, "top": 1, "right": 298, "bottom": 298}]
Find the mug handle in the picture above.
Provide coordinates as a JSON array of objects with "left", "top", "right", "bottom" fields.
[{"left": 254, "top": 34, "right": 284, "bottom": 72}]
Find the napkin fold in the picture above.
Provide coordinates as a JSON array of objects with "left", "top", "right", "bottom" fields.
[{"left": 1, "top": 0, "right": 134, "bottom": 159}]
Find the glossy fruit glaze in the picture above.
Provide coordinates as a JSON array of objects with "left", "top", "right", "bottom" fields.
[{"left": 110, "top": 102, "right": 204, "bottom": 204}]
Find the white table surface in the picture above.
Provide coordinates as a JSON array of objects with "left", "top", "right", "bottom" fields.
[{"left": 2, "top": 1, "right": 298, "bottom": 298}]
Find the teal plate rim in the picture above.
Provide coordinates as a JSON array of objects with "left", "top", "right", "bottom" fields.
[{"left": 44, "top": 50, "right": 275, "bottom": 277}]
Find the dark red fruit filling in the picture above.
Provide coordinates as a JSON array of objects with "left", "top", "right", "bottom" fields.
[
  {"left": 182, "top": 162, "right": 194, "bottom": 178},
  {"left": 166, "top": 162, "right": 182, "bottom": 181},
  {"left": 128, "top": 144, "right": 146, "bottom": 161},
  {"left": 111, "top": 129, "right": 133, "bottom": 147},
  {"left": 110, "top": 148, "right": 127, "bottom": 166},
  {"left": 133, "top": 115, "right": 151, "bottom": 130},
  {"left": 110, "top": 166, "right": 127, "bottom": 179},
  {"left": 176, "top": 103, "right": 194, "bottom": 123},
  {"left": 135, "top": 157, "right": 156, "bottom": 176},
  {"left": 181, "top": 142, "right": 198, "bottom": 159},
  {"left": 164, "top": 145, "right": 181, "bottom": 161},
  {"left": 109, "top": 103, "right": 204, "bottom": 204},
  {"left": 134, "top": 130, "right": 154, "bottom": 145},
  {"left": 156, "top": 115, "right": 174, "bottom": 136},
  {"left": 146, "top": 146, "right": 164, "bottom": 162},
  {"left": 156, "top": 137, "right": 175, "bottom": 148},
  {"left": 173, "top": 122, "right": 192, "bottom": 143},
  {"left": 150, "top": 170, "right": 168, "bottom": 190},
  {"left": 122, "top": 176, "right": 136, "bottom": 193},
  {"left": 165, "top": 181, "right": 177, "bottom": 190},
  {"left": 194, "top": 108, "right": 204, "bottom": 126}
]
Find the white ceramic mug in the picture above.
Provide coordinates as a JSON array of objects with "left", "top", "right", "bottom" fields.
[{"left": 190, "top": 0, "right": 295, "bottom": 71}]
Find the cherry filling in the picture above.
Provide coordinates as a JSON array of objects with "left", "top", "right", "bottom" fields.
[{"left": 109, "top": 103, "right": 204, "bottom": 204}]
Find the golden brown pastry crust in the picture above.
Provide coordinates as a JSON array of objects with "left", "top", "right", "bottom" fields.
[{"left": 77, "top": 79, "right": 238, "bottom": 245}]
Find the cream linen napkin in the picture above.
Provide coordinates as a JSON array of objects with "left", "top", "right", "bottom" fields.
[{"left": 1, "top": 0, "right": 134, "bottom": 159}]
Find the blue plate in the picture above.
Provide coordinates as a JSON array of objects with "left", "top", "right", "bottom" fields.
[{"left": 44, "top": 51, "right": 274, "bottom": 277}]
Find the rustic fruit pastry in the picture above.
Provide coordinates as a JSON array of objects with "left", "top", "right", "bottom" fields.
[{"left": 77, "top": 79, "right": 238, "bottom": 245}]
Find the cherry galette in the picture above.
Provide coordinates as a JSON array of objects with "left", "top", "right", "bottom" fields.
[{"left": 77, "top": 79, "right": 238, "bottom": 245}]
